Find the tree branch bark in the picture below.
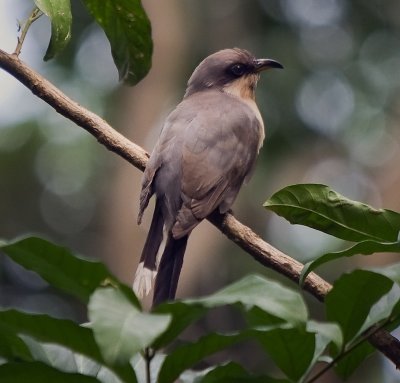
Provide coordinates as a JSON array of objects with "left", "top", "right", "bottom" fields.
[{"left": 0, "top": 48, "right": 399, "bottom": 368}]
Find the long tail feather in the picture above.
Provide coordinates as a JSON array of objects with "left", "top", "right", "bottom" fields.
[
  {"left": 133, "top": 200, "right": 164, "bottom": 298},
  {"left": 152, "top": 234, "right": 188, "bottom": 307}
]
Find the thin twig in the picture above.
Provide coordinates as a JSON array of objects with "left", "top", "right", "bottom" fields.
[
  {"left": 0, "top": 48, "right": 399, "bottom": 368},
  {"left": 14, "top": 7, "right": 43, "bottom": 57}
]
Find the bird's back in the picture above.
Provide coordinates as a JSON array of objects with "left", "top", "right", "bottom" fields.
[{"left": 141, "top": 89, "right": 263, "bottom": 237}]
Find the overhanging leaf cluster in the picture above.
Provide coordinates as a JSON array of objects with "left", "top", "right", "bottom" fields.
[
  {"left": 31, "top": 0, "right": 152, "bottom": 85},
  {"left": 264, "top": 184, "right": 400, "bottom": 282}
]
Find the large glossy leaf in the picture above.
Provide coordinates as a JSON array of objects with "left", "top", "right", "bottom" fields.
[
  {"left": 325, "top": 270, "right": 393, "bottom": 345},
  {"left": 186, "top": 274, "right": 308, "bottom": 325},
  {"left": 312, "top": 269, "right": 400, "bottom": 380},
  {"left": 158, "top": 331, "right": 249, "bottom": 383},
  {"left": 264, "top": 184, "right": 400, "bottom": 242},
  {"left": 153, "top": 301, "right": 205, "bottom": 349},
  {"left": 0, "top": 236, "right": 115, "bottom": 304},
  {"left": 81, "top": 0, "right": 152, "bottom": 85},
  {"left": 0, "top": 361, "right": 101, "bottom": 383},
  {"left": 335, "top": 342, "right": 374, "bottom": 380},
  {"left": 360, "top": 283, "right": 400, "bottom": 334},
  {"left": 156, "top": 276, "right": 341, "bottom": 382},
  {"left": 154, "top": 274, "right": 308, "bottom": 348},
  {"left": 307, "top": 321, "right": 342, "bottom": 351},
  {"left": 368, "top": 262, "right": 400, "bottom": 284},
  {"left": 0, "top": 329, "right": 33, "bottom": 362},
  {"left": 300, "top": 240, "right": 400, "bottom": 285},
  {"left": 88, "top": 287, "right": 171, "bottom": 365},
  {"left": 246, "top": 306, "right": 288, "bottom": 328},
  {"left": 335, "top": 297, "right": 400, "bottom": 380},
  {"left": 302, "top": 321, "right": 342, "bottom": 380},
  {"left": 198, "top": 362, "right": 289, "bottom": 383},
  {"left": 158, "top": 325, "right": 300, "bottom": 383},
  {"left": 34, "top": 0, "right": 72, "bottom": 60},
  {"left": 256, "top": 326, "right": 316, "bottom": 382},
  {"left": 0, "top": 310, "right": 101, "bottom": 360},
  {"left": 0, "top": 310, "right": 135, "bottom": 383},
  {"left": 21, "top": 336, "right": 123, "bottom": 383}
]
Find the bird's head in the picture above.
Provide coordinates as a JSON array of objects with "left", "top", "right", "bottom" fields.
[{"left": 184, "top": 48, "right": 283, "bottom": 99}]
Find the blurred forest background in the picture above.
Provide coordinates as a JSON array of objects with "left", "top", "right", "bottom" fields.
[{"left": 1, "top": 0, "right": 400, "bottom": 381}]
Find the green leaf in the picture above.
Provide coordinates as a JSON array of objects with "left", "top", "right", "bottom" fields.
[
  {"left": 34, "top": 0, "right": 72, "bottom": 60},
  {"left": 360, "top": 283, "right": 400, "bottom": 333},
  {"left": 325, "top": 270, "right": 393, "bottom": 345},
  {"left": 0, "top": 361, "right": 101, "bottom": 383},
  {"left": 0, "top": 310, "right": 101, "bottom": 360},
  {"left": 303, "top": 321, "right": 342, "bottom": 380},
  {"left": 88, "top": 287, "right": 171, "bottom": 365},
  {"left": 256, "top": 327, "right": 315, "bottom": 382},
  {"left": 246, "top": 306, "right": 288, "bottom": 327},
  {"left": 0, "top": 236, "right": 114, "bottom": 304},
  {"left": 158, "top": 331, "right": 248, "bottom": 383},
  {"left": 300, "top": 240, "right": 400, "bottom": 285},
  {"left": 159, "top": 325, "right": 296, "bottom": 383},
  {"left": 81, "top": 0, "right": 152, "bottom": 85},
  {"left": 333, "top": 278, "right": 400, "bottom": 380},
  {"left": 307, "top": 320, "right": 342, "bottom": 352},
  {"left": 21, "top": 336, "right": 123, "bottom": 382},
  {"left": 198, "top": 362, "right": 289, "bottom": 383},
  {"left": 0, "top": 309, "right": 135, "bottom": 383},
  {"left": 198, "top": 363, "right": 247, "bottom": 383},
  {"left": 0, "top": 330, "right": 33, "bottom": 362},
  {"left": 335, "top": 342, "right": 374, "bottom": 380},
  {"left": 264, "top": 184, "right": 400, "bottom": 242},
  {"left": 153, "top": 301, "right": 205, "bottom": 349},
  {"left": 154, "top": 275, "right": 307, "bottom": 349},
  {"left": 186, "top": 274, "right": 308, "bottom": 326},
  {"left": 368, "top": 262, "right": 400, "bottom": 285}
]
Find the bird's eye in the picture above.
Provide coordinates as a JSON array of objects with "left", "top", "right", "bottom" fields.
[{"left": 229, "top": 63, "right": 247, "bottom": 77}]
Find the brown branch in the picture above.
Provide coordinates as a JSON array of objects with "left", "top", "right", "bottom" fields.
[
  {"left": 208, "top": 211, "right": 331, "bottom": 301},
  {"left": 0, "top": 47, "right": 399, "bottom": 368},
  {"left": 0, "top": 49, "right": 149, "bottom": 172}
]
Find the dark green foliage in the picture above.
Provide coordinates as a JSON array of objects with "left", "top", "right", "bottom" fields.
[
  {"left": 0, "top": 361, "right": 102, "bottom": 383},
  {"left": 34, "top": 0, "right": 72, "bottom": 60},
  {"left": 34, "top": 0, "right": 152, "bottom": 84},
  {"left": 264, "top": 184, "right": 400, "bottom": 283},
  {"left": 1, "top": 237, "right": 113, "bottom": 303},
  {"left": 325, "top": 270, "right": 393, "bottom": 345},
  {"left": 1, "top": 233, "right": 400, "bottom": 382},
  {"left": 81, "top": 0, "right": 152, "bottom": 85},
  {"left": 264, "top": 184, "right": 400, "bottom": 242}
]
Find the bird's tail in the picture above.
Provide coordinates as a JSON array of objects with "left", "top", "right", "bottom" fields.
[
  {"left": 133, "top": 199, "right": 164, "bottom": 298},
  {"left": 152, "top": 234, "right": 188, "bottom": 307}
]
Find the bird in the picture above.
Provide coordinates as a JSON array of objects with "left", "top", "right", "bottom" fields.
[{"left": 134, "top": 48, "right": 283, "bottom": 306}]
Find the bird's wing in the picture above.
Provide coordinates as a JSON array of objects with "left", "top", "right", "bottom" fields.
[
  {"left": 137, "top": 156, "right": 160, "bottom": 225},
  {"left": 172, "top": 93, "right": 262, "bottom": 238}
]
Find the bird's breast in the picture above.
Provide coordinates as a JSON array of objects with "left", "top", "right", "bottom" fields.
[{"left": 221, "top": 84, "right": 265, "bottom": 151}]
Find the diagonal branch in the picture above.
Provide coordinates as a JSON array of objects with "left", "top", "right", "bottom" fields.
[{"left": 0, "top": 48, "right": 399, "bottom": 367}]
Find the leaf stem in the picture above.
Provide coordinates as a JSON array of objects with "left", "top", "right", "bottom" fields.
[
  {"left": 14, "top": 7, "right": 43, "bottom": 57},
  {"left": 144, "top": 347, "right": 155, "bottom": 383}
]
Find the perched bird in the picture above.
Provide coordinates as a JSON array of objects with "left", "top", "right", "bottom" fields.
[{"left": 134, "top": 48, "right": 283, "bottom": 306}]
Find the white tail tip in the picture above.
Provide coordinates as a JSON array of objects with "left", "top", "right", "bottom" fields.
[{"left": 133, "top": 262, "right": 156, "bottom": 299}]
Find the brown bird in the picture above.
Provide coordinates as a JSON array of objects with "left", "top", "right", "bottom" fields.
[{"left": 134, "top": 48, "right": 283, "bottom": 306}]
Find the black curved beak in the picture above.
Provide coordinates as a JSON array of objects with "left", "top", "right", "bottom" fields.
[{"left": 254, "top": 58, "right": 284, "bottom": 72}]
